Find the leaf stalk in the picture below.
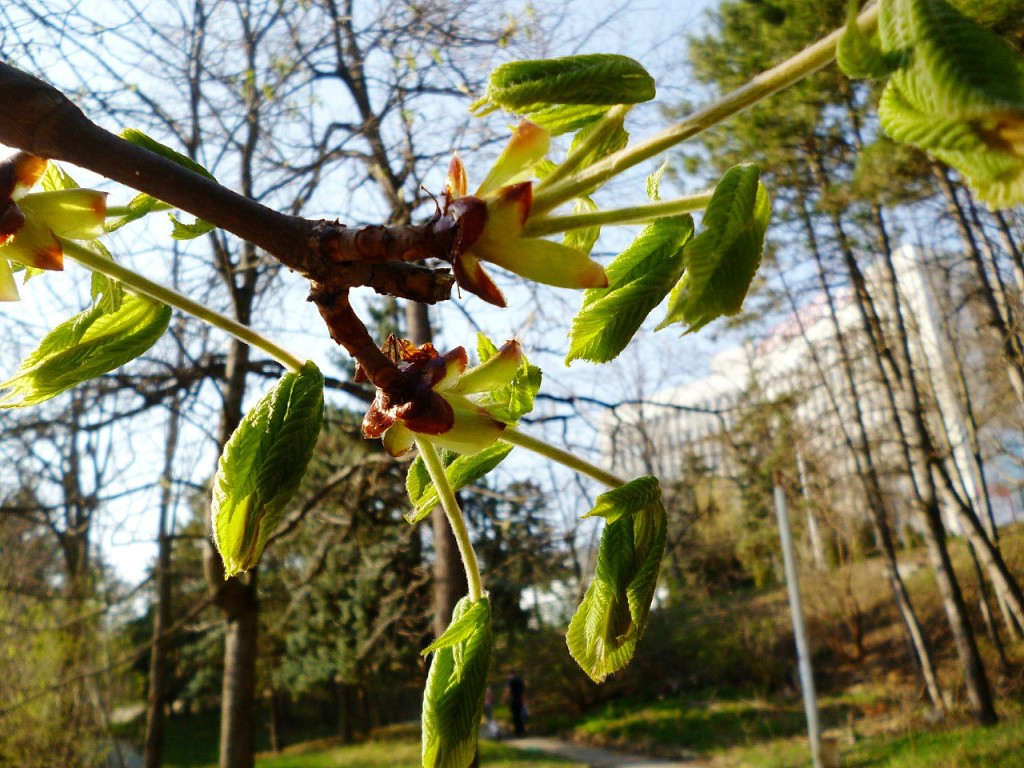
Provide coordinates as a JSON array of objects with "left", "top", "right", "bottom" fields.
[
  {"left": 59, "top": 239, "right": 306, "bottom": 373},
  {"left": 501, "top": 427, "right": 625, "bottom": 489},
  {"left": 104, "top": 201, "right": 174, "bottom": 218},
  {"left": 524, "top": 192, "right": 713, "bottom": 237},
  {"left": 415, "top": 437, "right": 484, "bottom": 602},
  {"left": 529, "top": 3, "right": 881, "bottom": 216},
  {"left": 538, "top": 104, "right": 632, "bottom": 190}
]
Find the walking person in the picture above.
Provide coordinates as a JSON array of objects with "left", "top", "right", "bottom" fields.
[{"left": 504, "top": 669, "right": 527, "bottom": 737}]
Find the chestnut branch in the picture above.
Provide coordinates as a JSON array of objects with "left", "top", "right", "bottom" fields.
[{"left": 0, "top": 59, "right": 463, "bottom": 401}]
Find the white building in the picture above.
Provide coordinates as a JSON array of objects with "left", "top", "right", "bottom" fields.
[{"left": 599, "top": 245, "right": 1023, "bottom": 535}]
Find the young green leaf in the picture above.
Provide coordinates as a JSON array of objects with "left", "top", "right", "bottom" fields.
[
  {"left": 39, "top": 161, "right": 80, "bottom": 192},
  {"left": 405, "top": 442, "right": 515, "bottom": 524},
  {"left": 472, "top": 333, "right": 542, "bottom": 425},
  {"left": 88, "top": 241, "right": 125, "bottom": 314},
  {"left": 526, "top": 104, "right": 617, "bottom": 136},
  {"left": 837, "top": 0, "right": 902, "bottom": 80},
  {"left": 169, "top": 214, "right": 216, "bottom": 240},
  {"left": 647, "top": 162, "right": 668, "bottom": 202},
  {"left": 105, "top": 193, "right": 161, "bottom": 233},
  {"left": 0, "top": 292, "right": 171, "bottom": 407},
  {"left": 560, "top": 109, "right": 630, "bottom": 182},
  {"left": 472, "top": 54, "right": 655, "bottom": 117},
  {"left": 120, "top": 128, "right": 219, "bottom": 231},
  {"left": 566, "top": 215, "right": 693, "bottom": 365},
  {"left": 563, "top": 197, "right": 601, "bottom": 256},
  {"left": 421, "top": 596, "right": 492, "bottom": 768},
  {"left": 872, "top": 0, "right": 1024, "bottom": 207},
  {"left": 659, "top": 164, "right": 769, "bottom": 334},
  {"left": 583, "top": 476, "right": 662, "bottom": 525},
  {"left": 567, "top": 477, "right": 667, "bottom": 682},
  {"left": 120, "top": 128, "right": 217, "bottom": 181},
  {"left": 211, "top": 362, "right": 325, "bottom": 578}
]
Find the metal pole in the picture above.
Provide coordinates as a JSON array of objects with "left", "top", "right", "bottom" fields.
[
  {"left": 795, "top": 450, "right": 826, "bottom": 570},
  {"left": 773, "top": 471, "right": 824, "bottom": 768}
]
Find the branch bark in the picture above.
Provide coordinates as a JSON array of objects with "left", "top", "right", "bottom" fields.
[{"left": 0, "top": 61, "right": 457, "bottom": 281}]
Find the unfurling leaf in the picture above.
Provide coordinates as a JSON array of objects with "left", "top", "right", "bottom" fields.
[
  {"left": 88, "top": 241, "right": 125, "bottom": 314},
  {"left": 836, "top": 0, "right": 902, "bottom": 80},
  {"left": 105, "top": 193, "right": 160, "bottom": 234},
  {"left": 647, "top": 162, "right": 669, "bottom": 202},
  {"left": 401, "top": 334, "right": 540, "bottom": 520},
  {"left": 405, "top": 443, "right": 514, "bottom": 524},
  {"left": 120, "top": 128, "right": 217, "bottom": 181},
  {"left": 39, "top": 161, "right": 80, "bottom": 192},
  {"left": 0, "top": 292, "right": 170, "bottom": 407},
  {"left": 583, "top": 476, "right": 662, "bottom": 525},
  {"left": 566, "top": 215, "right": 693, "bottom": 365},
  {"left": 659, "top": 164, "right": 769, "bottom": 334},
  {"left": 527, "top": 104, "right": 617, "bottom": 136},
  {"left": 422, "top": 596, "right": 492, "bottom": 768},
  {"left": 211, "top": 362, "right": 325, "bottom": 578},
  {"left": 567, "top": 477, "right": 667, "bottom": 682},
  {"left": 169, "top": 213, "right": 216, "bottom": 240},
  {"left": 120, "top": 128, "right": 218, "bottom": 233},
  {"left": 472, "top": 333, "right": 542, "bottom": 425},
  {"left": 867, "top": 0, "right": 1024, "bottom": 208},
  {"left": 564, "top": 109, "right": 630, "bottom": 176},
  {"left": 472, "top": 54, "right": 655, "bottom": 117},
  {"left": 563, "top": 197, "right": 601, "bottom": 256}
]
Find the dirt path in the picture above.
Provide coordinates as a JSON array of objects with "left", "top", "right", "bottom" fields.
[{"left": 493, "top": 736, "right": 711, "bottom": 768}]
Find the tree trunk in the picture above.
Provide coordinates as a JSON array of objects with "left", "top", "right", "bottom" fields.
[
  {"left": 870, "top": 196, "right": 1024, "bottom": 645},
  {"left": 933, "top": 164, "right": 1024, "bottom": 413},
  {"left": 806, "top": 147, "right": 997, "bottom": 723},
  {"left": 932, "top": 461, "right": 1024, "bottom": 634},
  {"left": 219, "top": 579, "right": 260, "bottom": 768},
  {"left": 792, "top": 195, "right": 945, "bottom": 714},
  {"left": 337, "top": 682, "right": 357, "bottom": 744},
  {"left": 966, "top": 541, "right": 1011, "bottom": 673},
  {"left": 143, "top": 396, "right": 183, "bottom": 768},
  {"left": 267, "top": 688, "right": 282, "bottom": 753},
  {"left": 925, "top": 277, "right": 1024, "bottom": 640},
  {"left": 992, "top": 209, "right": 1024, "bottom": 297}
]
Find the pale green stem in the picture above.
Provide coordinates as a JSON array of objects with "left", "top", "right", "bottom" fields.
[
  {"left": 537, "top": 105, "right": 632, "bottom": 191},
  {"left": 523, "top": 192, "right": 713, "bottom": 238},
  {"left": 530, "top": 3, "right": 881, "bottom": 217},
  {"left": 501, "top": 426, "right": 625, "bottom": 489},
  {"left": 59, "top": 238, "right": 305, "bottom": 372},
  {"left": 105, "top": 201, "right": 174, "bottom": 218},
  {"left": 416, "top": 436, "right": 484, "bottom": 602}
]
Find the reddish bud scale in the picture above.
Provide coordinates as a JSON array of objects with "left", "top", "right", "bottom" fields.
[{"left": 361, "top": 337, "right": 514, "bottom": 458}]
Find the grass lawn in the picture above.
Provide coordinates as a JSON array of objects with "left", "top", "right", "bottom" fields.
[
  {"left": 252, "top": 739, "right": 584, "bottom": 768},
  {"left": 569, "top": 691, "right": 861, "bottom": 755},
  {"left": 159, "top": 717, "right": 582, "bottom": 768},
  {"left": 715, "top": 717, "right": 1024, "bottom": 768},
  {"left": 569, "top": 691, "right": 1024, "bottom": 768}
]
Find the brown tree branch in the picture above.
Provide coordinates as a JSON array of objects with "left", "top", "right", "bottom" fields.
[
  {"left": 0, "top": 61, "right": 457, "bottom": 280},
  {"left": 0, "top": 59, "right": 463, "bottom": 403}
]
